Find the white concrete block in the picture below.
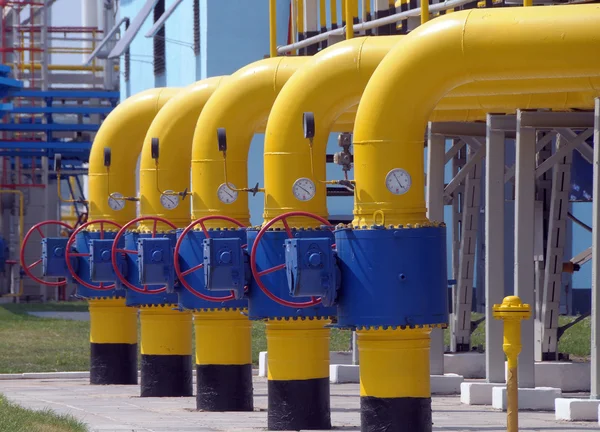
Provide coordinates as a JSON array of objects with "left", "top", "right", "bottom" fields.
[
  {"left": 330, "top": 364, "right": 359, "bottom": 384},
  {"left": 460, "top": 382, "right": 504, "bottom": 405},
  {"left": 259, "top": 351, "right": 268, "bottom": 377},
  {"left": 492, "top": 386, "right": 562, "bottom": 411},
  {"left": 555, "top": 398, "right": 600, "bottom": 421},
  {"left": 444, "top": 353, "right": 486, "bottom": 379},
  {"left": 431, "top": 374, "right": 464, "bottom": 395},
  {"left": 533, "top": 362, "right": 590, "bottom": 392}
]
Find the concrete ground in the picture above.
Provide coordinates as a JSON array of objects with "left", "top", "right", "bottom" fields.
[{"left": 0, "top": 376, "right": 597, "bottom": 432}]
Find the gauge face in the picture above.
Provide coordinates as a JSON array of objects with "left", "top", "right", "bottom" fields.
[
  {"left": 385, "top": 168, "right": 412, "bottom": 195},
  {"left": 108, "top": 193, "right": 125, "bottom": 211},
  {"left": 292, "top": 178, "right": 316, "bottom": 201},
  {"left": 217, "top": 183, "right": 238, "bottom": 204},
  {"left": 160, "top": 191, "right": 179, "bottom": 210}
]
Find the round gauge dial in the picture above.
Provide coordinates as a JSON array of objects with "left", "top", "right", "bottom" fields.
[
  {"left": 108, "top": 193, "right": 125, "bottom": 211},
  {"left": 385, "top": 168, "right": 412, "bottom": 195},
  {"left": 217, "top": 183, "right": 238, "bottom": 204},
  {"left": 160, "top": 191, "right": 179, "bottom": 210},
  {"left": 292, "top": 178, "right": 316, "bottom": 202}
]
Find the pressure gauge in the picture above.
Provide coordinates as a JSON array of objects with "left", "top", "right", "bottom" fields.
[
  {"left": 385, "top": 168, "right": 412, "bottom": 195},
  {"left": 108, "top": 193, "right": 125, "bottom": 211},
  {"left": 217, "top": 183, "right": 238, "bottom": 204},
  {"left": 292, "top": 178, "right": 316, "bottom": 201},
  {"left": 160, "top": 191, "right": 179, "bottom": 210}
]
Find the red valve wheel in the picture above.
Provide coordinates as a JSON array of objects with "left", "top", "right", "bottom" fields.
[
  {"left": 65, "top": 219, "right": 122, "bottom": 291},
  {"left": 111, "top": 216, "right": 177, "bottom": 294},
  {"left": 250, "top": 211, "right": 333, "bottom": 308},
  {"left": 20, "top": 220, "right": 73, "bottom": 287},
  {"left": 174, "top": 215, "right": 247, "bottom": 302}
]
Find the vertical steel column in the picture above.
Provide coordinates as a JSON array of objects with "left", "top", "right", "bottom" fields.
[
  {"left": 426, "top": 126, "right": 446, "bottom": 376},
  {"left": 485, "top": 114, "right": 507, "bottom": 384},
  {"left": 374, "top": 0, "right": 393, "bottom": 35},
  {"left": 591, "top": 97, "right": 600, "bottom": 399},
  {"left": 450, "top": 141, "right": 465, "bottom": 352},
  {"left": 541, "top": 134, "right": 572, "bottom": 360},
  {"left": 304, "top": 0, "right": 319, "bottom": 55},
  {"left": 514, "top": 110, "right": 536, "bottom": 388}
]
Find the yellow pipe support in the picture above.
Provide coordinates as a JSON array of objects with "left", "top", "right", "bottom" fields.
[
  {"left": 193, "top": 310, "right": 253, "bottom": 411},
  {"left": 342, "top": 0, "right": 347, "bottom": 23},
  {"left": 140, "top": 77, "right": 226, "bottom": 230},
  {"left": 524, "top": 0, "right": 533, "bottom": 6},
  {"left": 345, "top": 0, "right": 354, "bottom": 38},
  {"left": 331, "top": 0, "right": 338, "bottom": 26},
  {"left": 270, "top": 0, "right": 278, "bottom": 57},
  {"left": 0, "top": 189, "right": 24, "bottom": 297},
  {"left": 297, "top": 0, "right": 305, "bottom": 36},
  {"left": 421, "top": 0, "right": 429, "bottom": 24},
  {"left": 493, "top": 296, "right": 531, "bottom": 432},
  {"left": 89, "top": 88, "right": 179, "bottom": 225},
  {"left": 320, "top": 0, "right": 327, "bottom": 29},
  {"left": 352, "top": 4, "right": 600, "bottom": 227},
  {"left": 191, "top": 56, "right": 307, "bottom": 227}
]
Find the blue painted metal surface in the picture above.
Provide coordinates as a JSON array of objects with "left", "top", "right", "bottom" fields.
[
  {"left": 175, "top": 228, "right": 248, "bottom": 310},
  {"left": 89, "top": 239, "right": 119, "bottom": 283},
  {"left": 203, "top": 237, "right": 249, "bottom": 300},
  {"left": 284, "top": 237, "right": 339, "bottom": 306},
  {"left": 137, "top": 237, "right": 175, "bottom": 290},
  {"left": 247, "top": 229, "right": 337, "bottom": 320},
  {"left": 334, "top": 226, "right": 449, "bottom": 329},
  {"left": 42, "top": 237, "right": 70, "bottom": 278}
]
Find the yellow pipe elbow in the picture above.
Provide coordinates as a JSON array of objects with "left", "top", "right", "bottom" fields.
[
  {"left": 89, "top": 88, "right": 179, "bottom": 225},
  {"left": 139, "top": 77, "right": 227, "bottom": 229},
  {"left": 191, "top": 57, "right": 308, "bottom": 227},
  {"left": 352, "top": 4, "right": 600, "bottom": 226}
]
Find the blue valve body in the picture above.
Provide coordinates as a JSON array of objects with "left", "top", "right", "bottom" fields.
[
  {"left": 42, "top": 237, "right": 70, "bottom": 278},
  {"left": 202, "top": 237, "right": 249, "bottom": 300}
]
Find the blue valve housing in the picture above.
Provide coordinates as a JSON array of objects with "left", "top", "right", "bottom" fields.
[
  {"left": 89, "top": 239, "right": 118, "bottom": 282},
  {"left": 203, "top": 237, "right": 249, "bottom": 300},
  {"left": 334, "top": 225, "right": 448, "bottom": 329},
  {"left": 137, "top": 237, "right": 174, "bottom": 290},
  {"left": 284, "top": 237, "right": 339, "bottom": 306},
  {"left": 42, "top": 237, "right": 70, "bottom": 278}
]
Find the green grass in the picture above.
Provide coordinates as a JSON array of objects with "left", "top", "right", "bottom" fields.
[
  {"left": 444, "top": 313, "right": 592, "bottom": 358},
  {"left": 0, "top": 302, "right": 90, "bottom": 374},
  {"left": 0, "top": 394, "right": 87, "bottom": 432}
]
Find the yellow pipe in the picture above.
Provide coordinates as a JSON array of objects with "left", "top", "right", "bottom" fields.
[
  {"left": 352, "top": 4, "right": 600, "bottom": 227},
  {"left": 342, "top": 0, "right": 347, "bottom": 23},
  {"left": 524, "top": 0, "right": 533, "bottom": 6},
  {"left": 89, "top": 88, "right": 179, "bottom": 225},
  {"left": 345, "top": 0, "right": 354, "bottom": 38},
  {"left": 320, "top": 0, "right": 327, "bottom": 29},
  {"left": 191, "top": 56, "right": 307, "bottom": 227},
  {"left": 263, "top": 35, "right": 600, "bottom": 225},
  {"left": 1, "top": 189, "right": 24, "bottom": 297},
  {"left": 331, "top": 0, "right": 338, "bottom": 26},
  {"left": 270, "top": 0, "right": 278, "bottom": 57},
  {"left": 421, "top": 0, "right": 429, "bottom": 24},
  {"left": 297, "top": 0, "right": 305, "bottom": 35},
  {"left": 140, "top": 78, "right": 226, "bottom": 230}
]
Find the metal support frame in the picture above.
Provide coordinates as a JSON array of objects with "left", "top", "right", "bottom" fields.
[
  {"left": 426, "top": 124, "right": 446, "bottom": 375},
  {"left": 591, "top": 97, "right": 599, "bottom": 399}
]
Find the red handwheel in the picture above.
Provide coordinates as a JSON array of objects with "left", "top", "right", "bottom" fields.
[
  {"left": 174, "top": 215, "right": 247, "bottom": 302},
  {"left": 250, "top": 211, "right": 333, "bottom": 308},
  {"left": 64, "top": 219, "right": 122, "bottom": 290},
  {"left": 20, "top": 220, "right": 73, "bottom": 287},
  {"left": 111, "top": 216, "right": 177, "bottom": 294}
]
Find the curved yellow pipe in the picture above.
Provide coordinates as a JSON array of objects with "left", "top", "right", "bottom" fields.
[
  {"left": 139, "top": 78, "right": 227, "bottom": 229},
  {"left": 89, "top": 88, "right": 179, "bottom": 225},
  {"left": 352, "top": 4, "right": 600, "bottom": 226},
  {"left": 263, "top": 34, "right": 600, "bottom": 224},
  {"left": 191, "top": 57, "right": 307, "bottom": 227}
]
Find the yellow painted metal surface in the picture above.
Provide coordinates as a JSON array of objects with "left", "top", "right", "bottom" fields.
[
  {"left": 438, "top": 91, "right": 599, "bottom": 111},
  {"left": 266, "top": 319, "right": 330, "bottom": 381},
  {"left": 358, "top": 328, "right": 431, "bottom": 398},
  {"left": 139, "top": 78, "right": 226, "bottom": 230},
  {"left": 139, "top": 307, "right": 193, "bottom": 355},
  {"left": 194, "top": 310, "right": 252, "bottom": 365},
  {"left": 352, "top": 5, "right": 600, "bottom": 226},
  {"left": 89, "top": 298, "right": 137, "bottom": 344},
  {"left": 89, "top": 88, "right": 179, "bottom": 225},
  {"left": 270, "top": 0, "right": 278, "bottom": 57},
  {"left": 191, "top": 57, "right": 307, "bottom": 227}
]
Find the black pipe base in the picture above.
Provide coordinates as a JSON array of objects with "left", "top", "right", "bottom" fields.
[
  {"left": 196, "top": 364, "right": 253, "bottom": 411},
  {"left": 361, "top": 396, "right": 432, "bottom": 432},
  {"left": 90, "top": 343, "right": 137, "bottom": 385},
  {"left": 140, "top": 354, "right": 193, "bottom": 397},
  {"left": 268, "top": 377, "right": 331, "bottom": 431}
]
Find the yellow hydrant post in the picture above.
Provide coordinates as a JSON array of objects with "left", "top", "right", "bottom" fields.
[{"left": 492, "top": 296, "right": 531, "bottom": 432}]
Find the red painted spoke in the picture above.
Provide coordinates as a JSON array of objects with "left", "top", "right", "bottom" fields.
[
  {"left": 35, "top": 226, "right": 45, "bottom": 238},
  {"left": 28, "top": 258, "right": 42, "bottom": 270},
  {"left": 69, "top": 253, "right": 89, "bottom": 257},
  {"left": 152, "top": 219, "right": 158, "bottom": 238},
  {"left": 258, "top": 263, "right": 286, "bottom": 277},
  {"left": 99, "top": 222, "right": 105, "bottom": 239},
  {"left": 241, "top": 244, "right": 247, "bottom": 248},
  {"left": 282, "top": 218, "right": 293, "bottom": 238},
  {"left": 116, "top": 248, "right": 138, "bottom": 254},
  {"left": 99, "top": 282, "right": 104, "bottom": 289},
  {"left": 198, "top": 221, "right": 209, "bottom": 237},
  {"left": 181, "top": 262, "right": 204, "bottom": 277}
]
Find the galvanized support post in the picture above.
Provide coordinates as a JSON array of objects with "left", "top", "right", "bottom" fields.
[
  {"left": 591, "top": 97, "right": 600, "bottom": 399},
  {"left": 514, "top": 110, "right": 536, "bottom": 388},
  {"left": 485, "top": 114, "right": 507, "bottom": 384},
  {"left": 426, "top": 126, "right": 446, "bottom": 375}
]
